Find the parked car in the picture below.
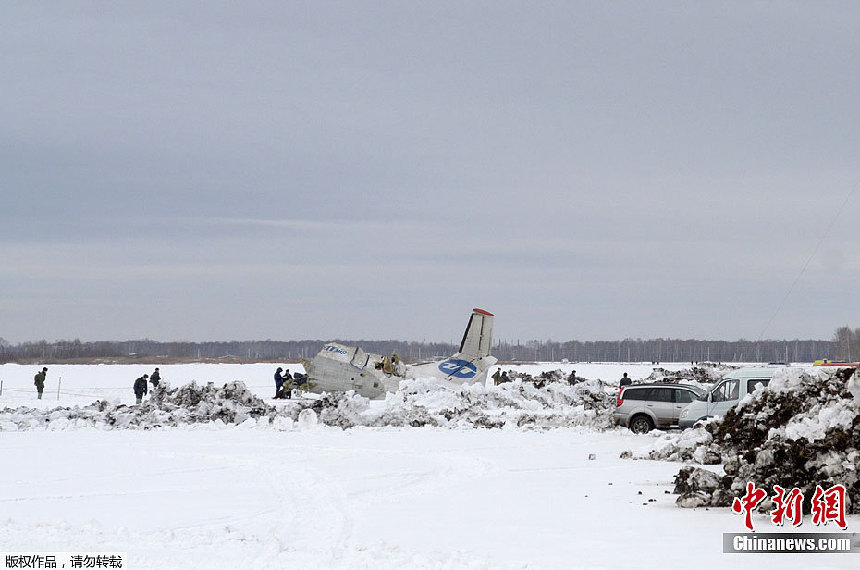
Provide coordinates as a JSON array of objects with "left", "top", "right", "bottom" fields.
[
  {"left": 678, "top": 366, "right": 779, "bottom": 428},
  {"left": 613, "top": 383, "right": 706, "bottom": 434}
]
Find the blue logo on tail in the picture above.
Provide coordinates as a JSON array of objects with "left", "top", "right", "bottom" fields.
[{"left": 438, "top": 359, "right": 477, "bottom": 379}]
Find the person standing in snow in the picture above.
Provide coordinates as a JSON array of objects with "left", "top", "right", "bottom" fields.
[
  {"left": 279, "top": 369, "right": 294, "bottom": 399},
  {"left": 150, "top": 367, "right": 161, "bottom": 388},
  {"left": 390, "top": 353, "right": 404, "bottom": 376},
  {"left": 492, "top": 368, "right": 502, "bottom": 385},
  {"left": 274, "top": 367, "right": 288, "bottom": 399},
  {"left": 620, "top": 372, "right": 632, "bottom": 386},
  {"left": 134, "top": 374, "right": 149, "bottom": 404},
  {"left": 382, "top": 355, "right": 392, "bottom": 374},
  {"left": 568, "top": 370, "right": 576, "bottom": 386},
  {"left": 34, "top": 367, "right": 48, "bottom": 399}
]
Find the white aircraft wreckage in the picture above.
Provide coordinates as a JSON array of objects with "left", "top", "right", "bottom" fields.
[{"left": 301, "top": 308, "right": 497, "bottom": 399}]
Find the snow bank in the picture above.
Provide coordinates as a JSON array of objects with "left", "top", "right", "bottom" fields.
[
  {"left": 643, "top": 363, "right": 731, "bottom": 386},
  {"left": 0, "top": 365, "right": 745, "bottom": 436},
  {"left": 302, "top": 375, "right": 617, "bottom": 430},
  {"left": 661, "top": 367, "right": 860, "bottom": 513},
  {"left": 0, "top": 371, "right": 619, "bottom": 432},
  {"left": 623, "top": 425, "right": 719, "bottom": 465},
  {"left": 0, "top": 381, "right": 278, "bottom": 431}
]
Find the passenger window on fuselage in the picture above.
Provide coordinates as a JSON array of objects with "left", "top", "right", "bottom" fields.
[{"left": 748, "top": 379, "right": 769, "bottom": 392}]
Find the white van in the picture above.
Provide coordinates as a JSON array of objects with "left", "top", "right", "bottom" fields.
[{"left": 678, "top": 366, "right": 780, "bottom": 428}]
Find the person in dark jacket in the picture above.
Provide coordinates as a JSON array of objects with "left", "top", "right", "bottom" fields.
[
  {"left": 274, "top": 367, "right": 287, "bottom": 399},
  {"left": 34, "top": 367, "right": 48, "bottom": 399},
  {"left": 292, "top": 372, "right": 308, "bottom": 390},
  {"left": 134, "top": 374, "right": 149, "bottom": 404},
  {"left": 278, "top": 369, "right": 294, "bottom": 399},
  {"left": 150, "top": 367, "right": 161, "bottom": 388}
]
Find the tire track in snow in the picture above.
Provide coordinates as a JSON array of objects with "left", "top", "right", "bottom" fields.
[{"left": 167, "top": 437, "right": 356, "bottom": 560}]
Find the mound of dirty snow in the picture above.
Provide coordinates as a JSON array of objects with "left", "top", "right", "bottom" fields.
[
  {"left": 0, "top": 381, "right": 278, "bottom": 431},
  {"left": 667, "top": 367, "right": 860, "bottom": 513},
  {"left": 0, "top": 373, "right": 620, "bottom": 432},
  {"left": 299, "top": 375, "right": 617, "bottom": 430},
  {"left": 643, "top": 363, "right": 731, "bottom": 386}
]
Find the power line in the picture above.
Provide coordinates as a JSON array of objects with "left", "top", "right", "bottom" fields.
[{"left": 758, "top": 179, "right": 860, "bottom": 341}]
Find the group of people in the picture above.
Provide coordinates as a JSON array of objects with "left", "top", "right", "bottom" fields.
[
  {"left": 491, "top": 369, "right": 511, "bottom": 385},
  {"left": 32, "top": 366, "right": 162, "bottom": 404},
  {"left": 274, "top": 367, "right": 308, "bottom": 399},
  {"left": 491, "top": 368, "right": 628, "bottom": 387},
  {"left": 274, "top": 367, "right": 293, "bottom": 399},
  {"left": 33, "top": 364, "right": 311, "bottom": 405},
  {"left": 376, "top": 353, "right": 404, "bottom": 376},
  {"left": 33, "top": 365, "right": 631, "bottom": 404},
  {"left": 133, "top": 368, "right": 162, "bottom": 404}
]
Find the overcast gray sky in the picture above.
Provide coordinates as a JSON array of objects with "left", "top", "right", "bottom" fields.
[{"left": 2, "top": 1, "right": 859, "bottom": 344}]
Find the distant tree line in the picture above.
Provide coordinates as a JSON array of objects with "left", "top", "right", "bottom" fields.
[
  {"left": 0, "top": 338, "right": 459, "bottom": 364},
  {"left": 0, "top": 330, "right": 851, "bottom": 364},
  {"left": 832, "top": 326, "right": 860, "bottom": 361},
  {"left": 494, "top": 338, "right": 835, "bottom": 364}
]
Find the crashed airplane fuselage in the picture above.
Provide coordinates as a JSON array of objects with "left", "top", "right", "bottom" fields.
[{"left": 301, "top": 308, "right": 497, "bottom": 399}]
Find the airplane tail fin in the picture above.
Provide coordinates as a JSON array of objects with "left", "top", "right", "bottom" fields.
[{"left": 457, "top": 308, "right": 494, "bottom": 361}]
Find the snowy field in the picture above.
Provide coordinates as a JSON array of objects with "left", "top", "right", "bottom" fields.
[
  {"left": 0, "top": 362, "right": 695, "bottom": 409},
  {"left": 1, "top": 362, "right": 857, "bottom": 569}
]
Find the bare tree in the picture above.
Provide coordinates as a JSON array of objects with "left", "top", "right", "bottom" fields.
[{"left": 832, "top": 326, "right": 858, "bottom": 361}]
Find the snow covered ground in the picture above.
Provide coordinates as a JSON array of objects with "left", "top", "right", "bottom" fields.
[
  {"left": 1, "top": 362, "right": 857, "bottom": 569},
  {"left": 0, "top": 361, "right": 701, "bottom": 409}
]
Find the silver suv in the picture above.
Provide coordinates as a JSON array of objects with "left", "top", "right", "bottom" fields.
[{"left": 613, "top": 383, "right": 705, "bottom": 434}]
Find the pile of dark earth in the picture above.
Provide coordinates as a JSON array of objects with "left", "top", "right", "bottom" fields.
[{"left": 673, "top": 367, "right": 859, "bottom": 514}]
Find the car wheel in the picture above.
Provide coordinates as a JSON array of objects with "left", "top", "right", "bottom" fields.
[{"left": 629, "top": 415, "right": 654, "bottom": 434}]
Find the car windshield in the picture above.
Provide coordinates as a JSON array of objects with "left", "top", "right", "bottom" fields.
[{"left": 693, "top": 387, "right": 709, "bottom": 401}]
